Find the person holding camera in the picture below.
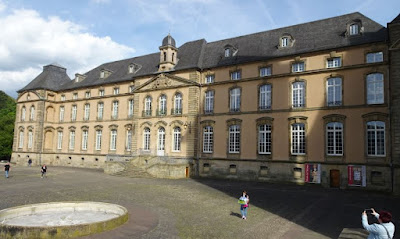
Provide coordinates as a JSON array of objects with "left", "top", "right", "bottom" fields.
[{"left": 362, "top": 208, "right": 395, "bottom": 239}]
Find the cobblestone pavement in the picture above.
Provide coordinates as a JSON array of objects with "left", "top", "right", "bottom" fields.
[{"left": 0, "top": 166, "right": 399, "bottom": 239}]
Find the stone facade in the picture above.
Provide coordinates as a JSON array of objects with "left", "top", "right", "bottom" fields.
[{"left": 11, "top": 13, "right": 400, "bottom": 193}]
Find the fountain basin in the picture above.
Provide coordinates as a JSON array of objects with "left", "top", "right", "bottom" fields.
[{"left": 0, "top": 202, "right": 128, "bottom": 239}]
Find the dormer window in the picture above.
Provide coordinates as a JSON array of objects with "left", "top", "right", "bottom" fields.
[
  {"left": 225, "top": 48, "right": 230, "bottom": 57},
  {"left": 349, "top": 24, "right": 359, "bottom": 35},
  {"left": 281, "top": 37, "right": 289, "bottom": 47},
  {"left": 129, "top": 65, "right": 134, "bottom": 73},
  {"left": 279, "top": 34, "right": 294, "bottom": 48},
  {"left": 100, "top": 71, "right": 105, "bottom": 78}
]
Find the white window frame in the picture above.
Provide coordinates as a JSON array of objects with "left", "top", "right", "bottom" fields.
[
  {"left": 281, "top": 37, "right": 289, "bottom": 47},
  {"left": 19, "top": 131, "right": 24, "bottom": 149},
  {"left": 73, "top": 93, "right": 78, "bottom": 100},
  {"left": 95, "top": 130, "right": 102, "bottom": 150},
  {"left": 85, "top": 91, "right": 91, "bottom": 98},
  {"left": 259, "top": 84, "right": 272, "bottom": 110},
  {"left": 99, "top": 90, "right": 105, "bottom": 96},
  {"left": 129, "top": 85, "right": 134, "bottom": 93},
  {"left": 82, "top": 130, "right": 88, "bottom": 150},
  {"left": 97, "top": 102, "right": 104, "bottom": 120},
  {"left": 113, "top": 88, "right": 119, "bottom": 95},
  {"left": 291, "top": 123, "right": 305, "bottom": 155},
  {"left": 224, "top": 48, "right": 230, "bottom": 57},
  {"left": 366, "top": 52, "right": 383, "bottom": 63},
  {"left": 28, "top": 130, "right": 33, "bottom": 149},
  {"left": 126, "top": 129, "right": 132, "bottom": 151},
  {"left": 367, "top": 121, "right": 385, "bottom": 156},
  {"left": 258, "top": 124, "right": 272, "bottom": 154},
  {"left": 30, "top": 106, "right": 35, "bottom": 120},
  {"left": 292, "top": 82, "right": 305, "bottom": 108},
  {"left": 110, "top": 129, "right": 117, "bottom": 150},
  {"left": 327, "top": 57, "right": 342, "bottom": 68},
  {"left": 145, "top": 96, "right": 152, "bottom": 115},
  {"left": 174, "top": 93, "right": 182, "bottom": 114},
  {"left": 326, "top": 77, "right": 342, "bottom": 106},
  {"left": 205, "top": 75, "right": 215, "bottom": 84},
  {"left": 157, "top": 127, "right": 165, "bottom": 151},
  {"left": 205, "top": 91, "right": 214, "bottom": 113},
  {"left": 128, "top": 99, "right": 134, "bottom": 117},
  {"left": 21, "top": 107, "right": 26, "bottom": 121},
  {"left": 203, "top": 126, "right": 213, "bottom": 153},
  {"left": 230, "top": 88, "right": 241, "bottom": 112},
  {"left": 84, "top": 104, "right": 90, "bottom": 120},
  {"left": 69, "top": 131, "right": 75, "bottom": 150},
  {"left": 367, "top": 73, "right": 384, "bottom": 105},
  {"left": 172, "top": 127, "right": 181, "bottom": 152},
  {"left": 61, "top": 95, "right": 66, "bottom": 101},
  {"left": 228, "top": 125, "right": 240, "bottom": 153},
  {"left": 326, "top": 122, "right": 343, "bottom": 156},
  {"left": 59, "top": 106, "right": 65, "bottom": 122},
  {"left": 260, "top": 67, "right": 272, "bottom": 77},
  {"left": 230, "top": 71, "right": 241, "bottom": 80},
  {"left": 349, "top": 24, "right": 359, "bottom": 35},
  {"left": 112, "top": 101, "right": 119, "bottom": 119},
  {"left": 159, "top": 95, "right": 167, "bottom": 115},
  {"left": 57, "top": 131, "right": 63, "bottom": 150},
  {"left": 292, "top": 62, "right": 305, "bottom": 73},
  {"left": 71, "top": 105, "right": 77, "bottom": 121},
  {"left": 143, "top": 128, "right": 150, "bottom": 151}
]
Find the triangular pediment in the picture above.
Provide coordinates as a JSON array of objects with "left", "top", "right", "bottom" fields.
[{"left": 134, "top": 73, "right": 199, "bottom": 92}]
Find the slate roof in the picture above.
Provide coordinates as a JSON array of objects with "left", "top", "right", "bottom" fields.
[
  {"left": 391, "top": 14, "right": 400, "bottom": 24},
  {"left": 19, "top": 12, "right": 387, "bottom": 93}
]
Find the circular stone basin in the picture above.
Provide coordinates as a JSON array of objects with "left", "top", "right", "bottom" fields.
[{"left": 0, "top": 202, "right": 128, "bottom": 239}]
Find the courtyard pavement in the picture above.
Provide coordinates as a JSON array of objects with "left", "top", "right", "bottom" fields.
[{"left": 0, "top": 165, "right": 399, "bottom": 239}]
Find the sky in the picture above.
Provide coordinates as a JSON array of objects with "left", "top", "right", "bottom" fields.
[{"left": 0, "top": 0, "right": 399, "bottom": 98}]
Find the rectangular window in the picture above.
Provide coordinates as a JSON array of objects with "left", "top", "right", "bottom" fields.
[
  {"left": 366, "top": 52, "right": 383, "bottom": 63},
  {"left": 367, "top": 73, "right": 384, "bottom": 104},
  {"left": 113, "top": 88, "right": 119, "bottom": 95},
  {"left": 327, "top": 57, "right": 341, "bottom": 68},
  {"left": 112, "top": 101, "right": 119, "bottom": 119},
  {"left": 292, "top": 62, "right": 305, "bottom": 73},
  {"left": 203, "top": 126, "right": 213, "bottom": 153},
  {"left": 71, "top": 105, "right": 77, "bottom": 121},
  {"left": 143, "top": 129, "right": 150, "bottom": 151},
  {"left": 126, "top": 130, "right": 132, "bottom": 151},
  {"left": 99, "top": 90, "right": 105, "bottom": 96},
  {"left": 326, "top": 122, "right": 343, "bottom": 156},
  {"left": 57, "top": 131, "right": 63, "bottom": 150},
  {"left": 172, "top": 128, "right": 181, "bottom": 152},
  {"left": 97, "top": 103, "right": 104, "bottom": 120},
  {"left": 69, "top": 131, "right": 75, "bottom": 150},
  {"left": 259, "top": 84, "right": 272, "bottom": 110},
  {"left": 85, "top": 91, "right": 91, "bottom": 98},
  {"left": 82, "top": 130, "right": 88, "bottom": 150},
  {"left": 292, "top": 82, "right": 305, "bottom": 108},
  {"left": 230, "top": 71, "right": 241, "bottom": 80},
  {"left": 95, "top": 130, "right": 102, "bottom": 150},
  {"left": 28, "top": 131, "right": 33, "bottom": 149},
  {"left": 281, "top": 37, "right": 289, "bottom": 47},
  {"left": 61, "top": 95, "right": 66, "bottom": 101},
  {"left": 367, "top": 121, "right": 385, "bottom": 156},
  {"left": 129, "top": 85, "right": 134, "bottom": 93},
  {"left": 349, "top": 24, "right": 359, "bottom": 35},
  {"left": 258, "top": 124, "right": 272, "bottom": 154},
  {"left": 205, "top": 91, "right": 214, "bottom": 114},
  {"left": 260, "top": 67, "right": 272, "bottom": 77},
  {"left": 21, "top": 107, "right": 26, "bottom": 121},
  {"left": 73, "top": 93, "right": 78, "bottom": 100},
  {"left": 128, "top": 99, "right": 134, "bottom": 117},
  {"left": 327, "top": 78, "right": 342, "bottom": 106},
  {"left": 30, "top": 106, "right": 35, "bottom": 120},
  {"left": 230, "top": 88, "right": 241, "bottom": 112},
  {"left": 19, "top": 131, "right": 24, "bottom": 148},
  {"left": 205, "top": 75, "right": 215, "bottom": 84},
  {"left": 84, "top": 104, "right": 90, "bottom": 120},
  {"left": 229, "top": 125, "right": 240, "bottom": 153},
  {"left": 59, "top": 106, "right": 65, "bottom": 122},
  {"left": 110, "top": 130, "right": 117, "bottom": 150},
  {"left": 291, "top": 123, "right": 305, "bottom": 155}
]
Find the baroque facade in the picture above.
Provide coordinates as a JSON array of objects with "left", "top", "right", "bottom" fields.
[{"left": 11, "top": 12, "right": 400, "bottom": 192}]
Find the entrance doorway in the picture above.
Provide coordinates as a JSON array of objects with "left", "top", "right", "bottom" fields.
[
  {"left": 185, "top": 167, "right": 189, "bottom": 178},
  {"left": 330, "top": 169, "right": 340, "bottom": 188}
]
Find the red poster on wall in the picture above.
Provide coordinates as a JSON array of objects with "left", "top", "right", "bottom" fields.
[
  {"left": 348, "top": 165, "right": 366, "bottom": 187},
  {"left": 305, "top": 164, "right": 321, "bottom": 183}
]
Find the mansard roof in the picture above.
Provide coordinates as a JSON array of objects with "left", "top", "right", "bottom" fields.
[{"left": 19, "top": 12, "right": 387, "bottom": 93}]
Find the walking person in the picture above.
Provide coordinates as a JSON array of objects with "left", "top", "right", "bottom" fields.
[
  {"left": 28, "top": 159, "right": 32, "bottom": 167},
  {"left": 362, "top": 208, "right": 395, "bottom": 239},
  {"left": 41, "top": 164, "right": 47, "bottom": 178},
  {"left": 238, "top": 190, "right": 250, "bottom": 220},
  {"left": 4, "top": 162, "right": 10, "bottom": 178}
]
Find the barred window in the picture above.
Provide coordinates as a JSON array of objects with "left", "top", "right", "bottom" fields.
[
  {"left": 326, "top": 122, "right": 343, "bottom": 156},
  {"left": 203, "top": 126, "right": 213, "bottom": 153},
  {"left": 367, "top": 121, "right": 385, "bottom": 156}
]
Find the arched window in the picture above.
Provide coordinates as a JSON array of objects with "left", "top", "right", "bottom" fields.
[
  {"left": 159, "top": 95, "right": 167, "bottom": 115},
  {"left": 172, "top": 127, "right": 181, "bottom": 152},
  {"left": 21, "top": 106, "right": 26, "bottom": 121},
  {"left": 30, "top": 106, "right": 35, "bottom": 120},
  {"left": 28, "top": 130, "right": 33, "bottom": 149},
  {"left": 144, "top": 96, "right": 152, "bottom": 116},
  {"left": 95, "top": 130, "right": 102, "bottom": 150},
  {"left": 174, "top": 93, "right": 182, "bottom": 114},
  {"left": 82, "top": 130, "right": 88, "bottom": 150},
  {"left": 126, "top": 129, "right": 132, "bottom": 151},
  {"left": 18, "top": 130, "right": 24, "bottom": 149},
  {"left": 110, "top": 129, "right": 117, "bottom": 150},
  {"left": 203, "top": 126, "right": 213, "bottom": 153},
  {"left": 163, "top": 52, "right": 167, "bottom": 61},
  {"left": 172, "top": 53, "right": 175, "bottom": 62},
  {"left": 326, "top": 122, "right": 343, "bottom": 156},
  {"left": 143, "top": 128, "right": 150, "bottom": 151},
  {"left": 157, "top": 127, "right": 165, "bottom": 152}
]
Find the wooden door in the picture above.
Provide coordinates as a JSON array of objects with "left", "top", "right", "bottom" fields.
[{"left": 330, "top": 169, "right": 340, "bottom": 188}]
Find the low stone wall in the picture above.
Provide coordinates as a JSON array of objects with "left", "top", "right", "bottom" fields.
[{"left": 104, "top": 162, "right": 126, "bottom": 174}]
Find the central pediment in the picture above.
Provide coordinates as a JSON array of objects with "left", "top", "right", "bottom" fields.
[{"left": 135, "top": 73, "right": 199, "bottom": 92}]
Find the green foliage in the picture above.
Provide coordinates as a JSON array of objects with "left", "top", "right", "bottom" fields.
[{"left": 0, "top": 91, "right": 16, "bottom": 160}]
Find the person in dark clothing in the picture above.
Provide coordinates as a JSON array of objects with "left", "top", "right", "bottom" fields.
[
  {"left": 41, "top": 164, "right": 47, "bottom": 178},
  {"left": 28, "top": 159, "right": 32, "bottom": 167},
  {"left": 4, "top": 162, "right": 10, "bottom": 178}
]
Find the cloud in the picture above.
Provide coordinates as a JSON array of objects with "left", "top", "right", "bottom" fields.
[
  {"left": 0, "top": 6, "right": 134, "bottom": 98},
  {"left": 90, "top": 0, "right": 110, "bottom": 4}
]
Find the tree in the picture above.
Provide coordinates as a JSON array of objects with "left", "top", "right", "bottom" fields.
[{"left": 0, "top": 91, "right": 16, "bottom": 161}]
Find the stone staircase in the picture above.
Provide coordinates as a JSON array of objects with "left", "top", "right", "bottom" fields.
[{"left": 110, "top": 159, "right": 154, "bottom": 178}]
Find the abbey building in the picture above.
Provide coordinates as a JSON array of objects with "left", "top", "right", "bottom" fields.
[{"left": 12, "top": 12, "right": 400, "bottom": 193}]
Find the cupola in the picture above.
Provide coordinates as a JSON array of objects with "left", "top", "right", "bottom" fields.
[{"left": 159, "top": 34, "right": 178, "bottom": 71}]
